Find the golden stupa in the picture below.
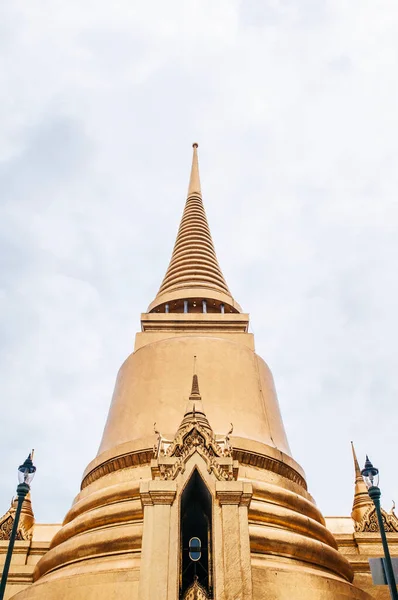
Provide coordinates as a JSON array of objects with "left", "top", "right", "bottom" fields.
[{"left": 1, "top": 145, "right": 397, "bottom": 599}]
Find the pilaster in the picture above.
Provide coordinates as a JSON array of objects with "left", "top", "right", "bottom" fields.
[
  {"left": 138, "top": 481, "right": 177, "bottom": 600},
  {"left": 216, "top": 481, "right": 253, "bottom": 600}
]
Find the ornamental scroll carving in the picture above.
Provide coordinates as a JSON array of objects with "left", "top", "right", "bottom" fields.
[
  {"left": 183, "top": 576, "right": 209, "bottom": 600},
  {"left": 0, "top": 512, "right": 30, "bottom": 541},
  {"left": 354, "top": 506, "right": 398, "bottom": 533},
  {"left": 152, "top": 420, "right": 238, "bottom": 482}
]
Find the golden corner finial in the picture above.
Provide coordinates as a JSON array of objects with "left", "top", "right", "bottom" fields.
[
  {"left": 351, "top": 441, "right": 374, "bottom": 523},
  {"left": 351, "top": 441, "right": 362, "bottom": 479}
]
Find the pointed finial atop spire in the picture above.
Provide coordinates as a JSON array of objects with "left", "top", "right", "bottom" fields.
[
  {"left": 180, "top": 361, "right": 210, "bottom": 429},
  {"left": 190, "top": 374, "right": 200, "bottom": 398},
  {"left": 351, "top": 442, "right": 373, "bottom": 523},
  {"left": 187, "top": 143, "right": 201, "bottom": 197},
  {"left": 351, "top": 441, "right": 362, "bottom": 481},
  {"left": 190, "top": 356, "right": 201, "bottom": 398}
]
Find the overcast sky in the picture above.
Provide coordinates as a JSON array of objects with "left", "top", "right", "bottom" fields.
[{"left": 1, "top": 1, "right": 397, "bottom": 524}]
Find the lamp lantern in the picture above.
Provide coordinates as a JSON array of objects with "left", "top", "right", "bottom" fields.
[
  {"left": 361, "top": 455, "right": 379, "bottom": 490},
  {"left": 17, "top": 452, "right": 36, "bottom": 486}
]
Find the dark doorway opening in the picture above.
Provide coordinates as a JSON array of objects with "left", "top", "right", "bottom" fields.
[{"left": 180, "top": 469, "right": 212, "bottom": 598}]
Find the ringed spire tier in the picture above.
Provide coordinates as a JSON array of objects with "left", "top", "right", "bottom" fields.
[{"left": 148, "top": 143, "right": 242, "bottom": 314}]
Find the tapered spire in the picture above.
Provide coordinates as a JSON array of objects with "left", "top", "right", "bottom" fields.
[
  {"left": 190, "top": 374, "right": 200, "bottom": 398},
  {"left": 148, "top": 144, "right": 241, "bottom": 313},
  {"left": 351, "top": 442, "right": 363, "bottom": 480},
  {"left": 186, "top": 373, "right": 204, "bottom": 414},
  {"left": 179, "top": 368, "right": 212, "bottom": 433},
  {"left": 351, "top": 442, "right": 372, "bottom": 523}
]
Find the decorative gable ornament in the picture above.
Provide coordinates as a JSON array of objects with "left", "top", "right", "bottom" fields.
[
  {"left": 152, "top": 374, "right": 238, "bottom": 482},
  {"left": 0, "top": 502, "right": 33, "bottom": 541},
  {"left": 354, "top": 506, "right": 398, "bottom": 533}
]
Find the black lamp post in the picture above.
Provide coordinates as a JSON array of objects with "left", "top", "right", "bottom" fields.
[
  {"left": 361, "top": 455, "right": 398, "bottom": 600},
  {"left": 0, "top": 453, "right": 36, "bottom": 600}
]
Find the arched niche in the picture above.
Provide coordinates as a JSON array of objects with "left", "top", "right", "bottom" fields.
[{"left": 180, "top": 469, "right": 212, "bottom": 598}]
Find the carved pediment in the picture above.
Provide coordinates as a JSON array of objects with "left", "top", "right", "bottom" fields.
[
  {"left": 153, "top": 420, "right": 238, "bottom": 482},
  {"left": 171, "top": 425, "right": 227, "bottom": 459},
  {"left": 354, "top": 506, "right": 398, "bottom": 533}
]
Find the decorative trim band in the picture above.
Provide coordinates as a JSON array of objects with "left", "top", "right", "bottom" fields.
[
  {"left": 81, "top": 446, "right": 306, "bottom": 491},
  {"left": 81, "top": 449, "right": 153, "bottom": 489},
  {"left": 233, "top": 448, "right": 307, "bottom": 490}
]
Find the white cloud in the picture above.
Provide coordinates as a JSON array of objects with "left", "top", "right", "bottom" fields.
[{"left": 0, "top": 0, "right": 397, "bottom": 522}]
